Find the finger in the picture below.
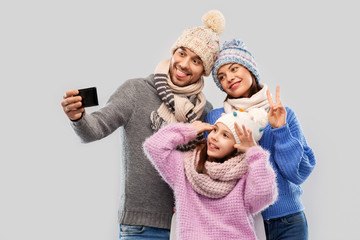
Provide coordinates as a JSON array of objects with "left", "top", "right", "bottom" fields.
[
  {"left": 267, "top": 106, "right": 273, "bottom": 116},
  {"left": 234, "top": 144, "right": 245, "bottom": 153},
  {"left": 234, "top": 122, "right": 243, "bottom": 136},
  {"left": 276, "top": 86, "right": 281, "bottom": 104},
  {"left": 248, "top": 129, "right": 253, "bottom": 139},
  {"left": 204, "top": 124, "right": 215, "bottom": 132},
  {"left": 63, "top": 89, "right": 79, "bottom": 99},
  {"left": 266, "top": 89, "right": 274, "bottom": 107},
  {"left": 68, "top": 108, "right": 84, "bottom": 116},
  {"left": 64, "top": 101, "right": 83, "bottom": 113},
  {"left": 199, "top": 122, "right": 213, "bottom": 129},
  {"left": 61, "top": 96, "right": 82, "bottom": 107},
  {"left": 68, "top": 108, "right": 85, "bottom": 121},
  {"left": 242, "top": 124, "right": 248, "bottom": 137}
]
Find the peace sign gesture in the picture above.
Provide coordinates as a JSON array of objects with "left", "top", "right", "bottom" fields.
[{"left": 266, "top": 86, "right": 287, "bottom": 129}]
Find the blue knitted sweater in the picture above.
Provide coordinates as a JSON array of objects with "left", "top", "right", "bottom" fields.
[{"left": 205, "top": 107, "right": 316, "bottom": 220}]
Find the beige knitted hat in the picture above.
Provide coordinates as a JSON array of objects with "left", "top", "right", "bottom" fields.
[{"left": 171, "top": 10, "right": 225, "bottom": 76}]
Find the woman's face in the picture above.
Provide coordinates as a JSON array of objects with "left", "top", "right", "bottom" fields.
[
  {"left": 207, "top": 122, "right": 236, "bottom": 160},
  {"left": 217, "top": 63, "right": 253, "bottom": 98}
]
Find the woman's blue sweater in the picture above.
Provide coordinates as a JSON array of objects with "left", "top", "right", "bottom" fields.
[{"left": 205, "top": 107, "right": 316, "bottom": 219}]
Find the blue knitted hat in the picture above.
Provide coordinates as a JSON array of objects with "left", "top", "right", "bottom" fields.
[{"left": 212, "top": 39, "right": 260, "bottom": 92}]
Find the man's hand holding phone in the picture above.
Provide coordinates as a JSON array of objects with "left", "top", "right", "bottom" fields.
[{"left": 61, "top": 87, "right": 98, "bottom": 121}]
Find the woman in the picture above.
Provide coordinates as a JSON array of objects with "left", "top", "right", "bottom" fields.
[{"left": 206, "top": 39, "right": 316, "bottom": 240}]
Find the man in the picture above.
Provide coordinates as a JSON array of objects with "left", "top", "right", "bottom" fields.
[{"left": 61, "top": 10, "right": 225, "bottom": 239}]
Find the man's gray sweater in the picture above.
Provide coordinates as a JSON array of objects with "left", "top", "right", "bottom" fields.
[{"left": 70, "top": 74, "right": 213, "bottom": 229}]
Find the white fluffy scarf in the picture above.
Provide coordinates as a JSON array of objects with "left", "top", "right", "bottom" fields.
[{"left": 224, "top": 84, "right": 270, "bottom": 113}]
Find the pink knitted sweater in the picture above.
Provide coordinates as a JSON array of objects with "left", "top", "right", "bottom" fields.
[{"left": 143, "top": 123, "right": 278, "bottom": 240}]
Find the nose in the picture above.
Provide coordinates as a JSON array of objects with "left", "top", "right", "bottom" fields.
[
  {"left": 227, "top": 71, "right": 235, "bottom": 82},
  {"left": 210, "top": 132, "right": 218, "bottom": 142},
  {"left": 179, "top": 57, "right": 190, "bottom": 70}
]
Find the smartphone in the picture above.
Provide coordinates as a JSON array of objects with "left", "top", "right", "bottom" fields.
[{"left": 77, "top": 87, "right": 99, "bottom": 108}]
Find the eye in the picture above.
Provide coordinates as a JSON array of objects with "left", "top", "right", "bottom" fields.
[
  {"left": 217, "top": 75, "right": 225, "bottom": 81},
  {"left": 223, "top": 133, "right": 229, "bottom": 138},
  {"left": 177, "top": 49, "right": 185, "bottom": 56},
  {"left": 231, "top": 66, "right": 238, "bottom": 72}
]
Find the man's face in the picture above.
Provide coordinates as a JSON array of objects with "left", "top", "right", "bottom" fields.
[{"left": 169, "top": 47, "right": 205, "bottom": 87}]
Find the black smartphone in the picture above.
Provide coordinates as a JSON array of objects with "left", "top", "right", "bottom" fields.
[{"left": 77, "top": 87, "right": 99, "bottom": 108}]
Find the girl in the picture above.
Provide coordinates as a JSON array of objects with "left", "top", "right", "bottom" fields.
[
  {"left": 143, "top": 109, "right": 277, "bottom": 240},
  {"left": 206, "top": 39, "right": 316, "bottom": 240}
]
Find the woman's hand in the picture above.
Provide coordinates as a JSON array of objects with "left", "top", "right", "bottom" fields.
[
  {"left": 234, "top": 123, "right": 257, "bottom": 152},
  {"left": 191, "top": 121, "right": 214, "bottom": 134},
  {"left": 266, "top": 86, "right": 287, "bottom": 129}
]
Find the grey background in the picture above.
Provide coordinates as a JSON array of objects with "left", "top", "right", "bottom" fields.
[{"left": 1, "top": 0, "right": 358, "bottom": 239}]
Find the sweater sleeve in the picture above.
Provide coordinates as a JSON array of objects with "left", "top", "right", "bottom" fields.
[
  {"left": 143, "top": 123, "right": 198, "bottom": 189},
  {"left": 244, "top": 146, "right": 278, "bottom": 215},
  {"left": 271, "top": 107, "right": 316, "bottom": 185},
  {"left": 70, "top": 79, "right": 136, "bottom": 143}
]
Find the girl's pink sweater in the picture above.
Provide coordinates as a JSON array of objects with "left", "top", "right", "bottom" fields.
[{"left": 143, "top": 123, "right": 278, "bottom": 240}]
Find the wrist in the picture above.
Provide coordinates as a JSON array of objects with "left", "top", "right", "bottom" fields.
[{"left": 270, "top": 122, "right": 286, "bottom": 129}]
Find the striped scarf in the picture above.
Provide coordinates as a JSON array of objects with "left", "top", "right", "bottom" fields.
[{"left": 150, "top": 59, "right": 206, "bottom": 151}]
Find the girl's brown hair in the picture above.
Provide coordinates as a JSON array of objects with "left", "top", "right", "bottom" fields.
[{"left": 195, "top": 141, "right": 239, "bottom": 174}]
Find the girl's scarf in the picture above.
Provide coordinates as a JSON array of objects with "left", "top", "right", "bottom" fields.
[
  {"left": 184, "top": 149, "right": 248, "bottom": 199},
  {"left": 223, "top": 84, "right": 270, "bottom": 113}
]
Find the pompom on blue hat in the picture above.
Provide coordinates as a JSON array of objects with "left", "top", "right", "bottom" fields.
[{"left": 212, "top": 39, "right": 260, "bottom": 92}]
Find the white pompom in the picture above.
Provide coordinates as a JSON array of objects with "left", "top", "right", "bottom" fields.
[
  {"left": 201, "top": 10, "right": 225, "bottom": 35},
  {"left": 248, "top": 108, "right": 268, "bottom": 128}
]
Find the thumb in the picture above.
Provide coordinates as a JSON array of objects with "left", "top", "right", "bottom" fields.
[{"left": 234, "top": 144, "right": 246, "bottom": 153}]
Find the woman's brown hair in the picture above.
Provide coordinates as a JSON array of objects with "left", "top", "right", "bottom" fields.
[{"left": 246, "top": 73, "right": 262, "bottom": 98}]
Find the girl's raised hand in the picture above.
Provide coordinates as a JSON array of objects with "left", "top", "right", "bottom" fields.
[
  {"left": 266, "top": 86, "right": 287, "bottom": 129},
  {"left": 191, "top": 121, "right": 214, "bottom": 134},
  {"left": 234, "top": 123, "right": 257, "bottom": 153}
]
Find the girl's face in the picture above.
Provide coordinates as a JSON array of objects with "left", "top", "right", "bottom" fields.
[
  {"left": 217, "top": 63, "right": 253, "bottom": 98},
  {"left": 207, "top": 122, "right": 236, "bottom": 160}
]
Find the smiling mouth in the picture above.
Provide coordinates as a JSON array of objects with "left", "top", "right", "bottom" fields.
[
  {"left": 208, "top": 142, "right": 219, "bottom": 150},
  {"left": 175, "top": 67, "right": 190, "bottom": 79},
  {"left": 229, "top": 80, "right": 241, "bottom": 89}
]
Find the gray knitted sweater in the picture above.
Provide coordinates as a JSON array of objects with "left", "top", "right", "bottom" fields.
[{"left": 70, "top": 74, "right": 213, "bottom": 229}]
